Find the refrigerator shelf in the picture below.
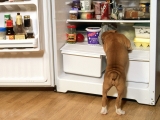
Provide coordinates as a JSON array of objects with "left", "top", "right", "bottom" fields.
[
  {"left": 0, "top": 38, "right": 38, "bottom": 49},
  {"left": 0, "top": 2, "right": 37, "bottom": 11},
  {"left": 60, "top": 42, "right": 150, "bottom": 61},
  {"left": 67, "top": 19, "right": 150, "bottom": 23},
  {"left": 0, "top": 1, "right": 36, "bottom": 6}
]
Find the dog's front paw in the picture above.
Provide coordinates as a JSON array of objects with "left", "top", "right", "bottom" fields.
[
  {"left": 100, "top": 106, "right": 108, "bottom": 114},
  {"left": 115, "top": 106, "right": 125, "bottom": 115}
]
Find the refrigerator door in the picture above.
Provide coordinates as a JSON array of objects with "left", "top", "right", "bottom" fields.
[{"left": 0, "top": 0, "right": 54, "bottom": 87}]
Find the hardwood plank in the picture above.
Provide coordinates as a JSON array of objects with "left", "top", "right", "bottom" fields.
[{"left": 0, "top": 88, "right": 159, "bottom": 120}]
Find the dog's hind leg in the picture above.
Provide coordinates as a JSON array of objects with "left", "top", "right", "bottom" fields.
[
  {"left": 100, "top": 83, "right": 112, "bottom": 115},
  {"left": 115, "top": 82, "right": 125, "bottom": 115}
]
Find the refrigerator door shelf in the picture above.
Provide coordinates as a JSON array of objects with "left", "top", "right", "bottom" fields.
[
  {"left": 0, "top": 1, "right": 37, "bottom": 11},
  {"left": 0, "top": 1, "right": 36, "bottom": 5},
  {"left": 0, "top": 0, "right": 41, "bottom": 52},
  {"left": 0, "top": 38, "right": 38, "bottom": 49}
]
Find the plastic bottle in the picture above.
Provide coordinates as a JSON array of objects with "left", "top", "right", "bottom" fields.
[{"left": 6, "top": 19, "right": 15, "bottom": 40}]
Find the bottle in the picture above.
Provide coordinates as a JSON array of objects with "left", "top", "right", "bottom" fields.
[
  {"left": 6, "top": 19, "right": 15, "bottom": 40},
  {"left": 118, "top": 5, "right": 123, "bottom": 20},
  {"left": 66, "top": 25, "right": 76, "bottom": 44},
  {"left": 14, "top": 13, "right": 25, "bottom": 40},
  {"left": 4, "top": 14, "right": 10, "bottom": 27},
  {"left": 24, "top": 15, "right": 34, "bottom": 39},
  {"left": 0, "top": 27, "right": 6, "bottom": 40}
]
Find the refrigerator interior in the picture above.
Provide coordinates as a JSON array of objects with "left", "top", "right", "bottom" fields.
[
  {"left": 53, "top": 0, "right": 160, "bottom": 105},
  {"left": 0, "top": 0, "right": 54, "bottom": 86}
]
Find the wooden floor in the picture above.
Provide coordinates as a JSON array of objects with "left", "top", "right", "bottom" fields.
[{"left": 0, "top": 88, "right": 160, "bottom": 120}]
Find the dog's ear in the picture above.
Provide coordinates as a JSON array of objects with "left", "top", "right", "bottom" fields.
[
  {"left": 122, "top": 35, "right": 132, "bottom": 50},
  {"left": 101, "top": 31, "right": 108, "bottom": 44}
]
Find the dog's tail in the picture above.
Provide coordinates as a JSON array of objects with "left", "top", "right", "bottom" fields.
[
  {"left": 109, "top": 70, "right": 120, "bottom": 81},
  {"left": 110, "top": 72, "right": 118, "bottom": 80},
  {"left": 109, "top": 71, "right": 120, "bottom": 86}
]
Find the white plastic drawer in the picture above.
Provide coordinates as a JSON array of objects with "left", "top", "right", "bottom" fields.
[
  {"left": 61, "top": 51, "right": 106, "bottom": 77},
  {"left": 127, "top": 61, "right": 149, "bottom": 83}
]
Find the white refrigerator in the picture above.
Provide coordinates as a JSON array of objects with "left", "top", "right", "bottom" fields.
[{"left": 0, "top": 0, "right": 160, "bottom": 105}]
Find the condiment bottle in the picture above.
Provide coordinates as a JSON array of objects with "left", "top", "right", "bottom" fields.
[
  {"left": 24, "top": 15, "right": 34, "bottom": 38},
  {"left": 67, "top": 25, "right": 76, "bottom": 44},
  {"left": 14, "top": 13, "right": 25, "bottom": 39},
  {"left": 6, "top": 19, "right": 15, "bottom": 40}
]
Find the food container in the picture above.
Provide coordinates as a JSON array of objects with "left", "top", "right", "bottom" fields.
[
  {"left": 67, "top": 25, "right": 76, "bottom": 43},
  {"left": 0, "top": 27, "right": 6, "bottom": 40},
  {"left": 94, "top": 2, "right": 101, "bottom": 20},
  {"left": 86, "top": 27, "right": 101, "bottom": 44},
  {"left": 123, "top": 7, "right": 150, "bottom": 20},
  {"left": 69, "top": 10, "right": 78, "bottom": 20},
  {"left": 80, "top": 0, "right": 92, "bottom": 10},
  {"left": 134, "top": 37, "right": 150, "bottom": 47},
  {"left": 133, "top": 23, "right": 150, "bottom": 38},
  {"left": 93, "top": 1, "right": 110, "bottom": 20},
  {"left": 79, "top": 9, "right": 94, "bottom": 19}
]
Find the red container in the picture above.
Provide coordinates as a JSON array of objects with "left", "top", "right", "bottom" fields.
[{"left": 101, "top": 1, "right": 110, "bottom": 20}]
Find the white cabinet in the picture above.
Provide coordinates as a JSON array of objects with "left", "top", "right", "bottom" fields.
[{"left": 53, "top": 0, "right": 160, "bottom": 105}]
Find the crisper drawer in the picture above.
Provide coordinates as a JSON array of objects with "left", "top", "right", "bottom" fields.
[
  {"left": 127, "top": 61, "right": 149, "bottom": 83},
  {"left": 61, "top": 51, "right": 106, "bottom": 77}
]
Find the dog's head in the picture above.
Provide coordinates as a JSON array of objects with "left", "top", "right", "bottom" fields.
[{"left": 101, "top": 30, "right": 132, "bottom": 53}]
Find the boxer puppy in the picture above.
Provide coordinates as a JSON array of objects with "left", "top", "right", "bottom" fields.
[{"left": 100, "top": 30, "right": 131, "bottom": 115}]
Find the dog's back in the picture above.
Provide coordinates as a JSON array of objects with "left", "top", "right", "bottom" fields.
[{"left": 106, "top": 33, "right": 129, "bottom": 83}]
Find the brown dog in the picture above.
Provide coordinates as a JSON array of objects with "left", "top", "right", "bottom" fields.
[{"left": 100, "top": 30, "right": 131, "bottom": 115}]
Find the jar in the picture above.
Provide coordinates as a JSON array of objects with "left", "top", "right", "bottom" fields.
[
  {"left": 67, "top": 25, "right": 76, "bottom": 43},
  {"left": 69, "top": 10, "right": 78, "bottom": 20},
  {"left": 79, "top": 9, "right": 94, "bottom": 19},
  {"left": 0, "top": 27, "right": 6, "bottom": 40}
]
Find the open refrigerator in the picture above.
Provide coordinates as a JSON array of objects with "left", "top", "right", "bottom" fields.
[{"left": 0, "top": 0, "right": 160, "bottom": 105}]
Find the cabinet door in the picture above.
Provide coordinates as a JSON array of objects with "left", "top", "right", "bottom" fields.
[{"left": 127, "top": 61, "right": 149, "bottom": 83}]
